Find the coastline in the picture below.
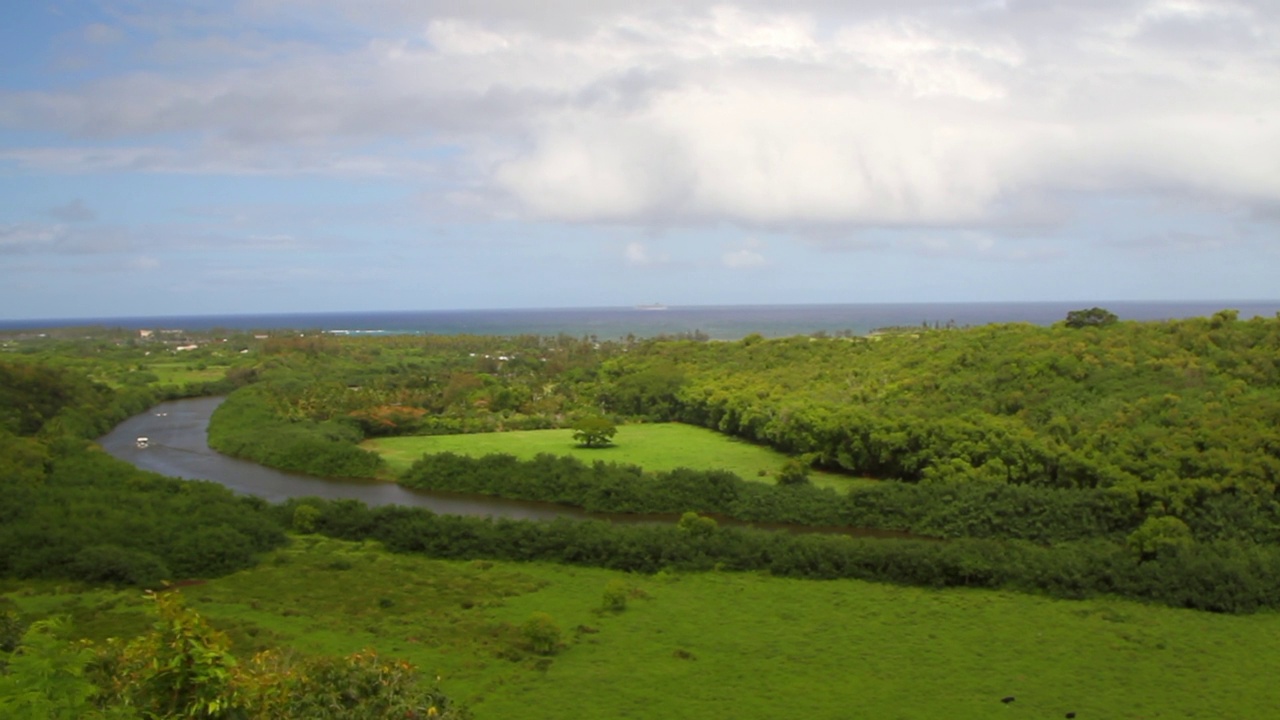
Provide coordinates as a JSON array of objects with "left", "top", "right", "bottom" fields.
[{"left": 5, "top": 299, "right": 1280, "bottom": 340}]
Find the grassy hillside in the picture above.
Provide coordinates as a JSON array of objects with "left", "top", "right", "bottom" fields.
[
  {"left": 365, "top": 422, "right": 864, "bottom": 490},
  {"left": 7, "top": 536, "right": 1279, "bottom": 720}
]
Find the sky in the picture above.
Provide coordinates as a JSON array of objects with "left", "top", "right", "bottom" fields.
[{"left": 2, "top": 0, "right": 1278, "bottom": 319}]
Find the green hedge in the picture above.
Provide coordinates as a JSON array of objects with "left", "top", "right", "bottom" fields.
[
  {"left": 277, "top": 497, "right": 1280, "bottom": 614},
  {"left": 402, "top": 452, "right": 1160, "bottom": 542}
]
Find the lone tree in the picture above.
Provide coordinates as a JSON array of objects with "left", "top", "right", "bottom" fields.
[
  {"left": 1065, "top": 307, "right": 1118, "bottom": 328},
  {"left": 572, "top": 415, "right": 617, "bottom": 448}
]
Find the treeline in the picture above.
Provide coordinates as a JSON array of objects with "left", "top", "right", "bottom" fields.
[
  {"left": 402, "top": 452, "right": 1157, "bottom": 543},
  {"left": 278, "top": 497, "right": 1280, "bottom": 614},
  {"left": 250, "top": 332, "right": 614, "bottom": 431},
  {"left": 0, "top": 360, "right": 158, "bottom": 441},
  {"left": 404, "top": 452, "right": 1280, "bottom": 545},
  {"left": 0, "top": 360, "right": 285, "bottom": 588}
]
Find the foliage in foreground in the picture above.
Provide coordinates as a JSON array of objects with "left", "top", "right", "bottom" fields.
[
  {"left": 1, "top": 591, "right": 465, "bottom": 720},
  {"left": 13, "top": 536, "right": 1280, "bottom": 720}
]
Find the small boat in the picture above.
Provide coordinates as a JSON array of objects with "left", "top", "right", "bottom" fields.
[{"left": 635, "top": 303, "right": 668, "bottom": 311}]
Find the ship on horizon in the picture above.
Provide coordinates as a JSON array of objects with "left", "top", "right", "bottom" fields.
[{"left": 634, "top": 303, "right": 668, "bottom": 311}]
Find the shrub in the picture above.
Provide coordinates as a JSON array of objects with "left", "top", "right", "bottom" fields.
[
  {"left": 167, "top": 525, "right": 256, "bottom": 578},
  {"left": 678, "top": 511, "right": 718, "bottom": 538},
  {"left": 0, "top": 618, "right": 112, "bottom": 720},
  {"left": 521, "top": 612, "right": 563, "bottom": 655},
  {"left": 777, "top": 458, "right": 811, "bottom": 486},
  {"left": 601, "top": 580, "right": 629, "bottom": 612},
  {"left": 291, "top": 504, "right": 321, "bottom": 534},
  {"left": 1128, "top": 516, "right": 1194, "bottom": 561},
  {"left": 69, "top": 545, "right": 170, "bottom": 587}
]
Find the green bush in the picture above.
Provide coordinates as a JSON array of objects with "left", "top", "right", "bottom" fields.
[
  {"left": 777, "top": 458, "right": 811, "bottom": 486},
  {"left": 522, "top": 612, "right": 563, "bottom": 655},
  {"left": 292, "top": 504, "right": 321, "bottom": 534},
  {"left": 69, "top": 545, "right": 170, "bottom": 587},
  {"left": 601, "top": 580, "right": 629, "bottom": 612}
]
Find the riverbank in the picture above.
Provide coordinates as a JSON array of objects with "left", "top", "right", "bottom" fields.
[{"left": 99, "top": 396, "right": 907, "bottom": 537}]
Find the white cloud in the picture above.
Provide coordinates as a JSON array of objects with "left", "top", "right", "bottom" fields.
[
  {"left": 900, "top": 232, "right": 994, "bottom": 257},
  {"left": 895, "top": 231, "right": 1063, "bottom": 261},
  {"left": 624, "top": 241, "right": 658, "bottom": 266},
  {"left": 2, "top": 0, "right": 1279, "bottom": 235},
  {"left": 723, "top": 247, "right": 766, "bottom": 269},
  {"left": 0, "top": 224, "right": 64, "bottom": 251},
  {"left": 426, "top": 19, "right": 513, "bottom": 55}
]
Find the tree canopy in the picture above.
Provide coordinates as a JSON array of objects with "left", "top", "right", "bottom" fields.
[
  {"left": 571, "top": 415, "right": 617, "bottom": 448},
  {"left": 1064, "top": 307, "right": 1119, "bottom": 328}
]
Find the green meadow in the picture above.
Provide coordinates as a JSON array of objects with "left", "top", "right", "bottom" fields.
[
  {"left": 143, "top": 361, "right": 229, "bottom": 386},
  {"left": 89, "top": 361, "right": 231, "bottom": 390},
  {"left": 365, "top": 423, "right": 865, "bottom": 491},
  {"left": 6, "top": 536, "right": 1279, "bottom": 720}
]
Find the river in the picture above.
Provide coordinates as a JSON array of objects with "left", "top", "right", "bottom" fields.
[
  {"left": 97, "top": 396, "right": 617, "bottom": 520},
  {"left": 99, "top": 396, "right": 913, "bottom": 538}
]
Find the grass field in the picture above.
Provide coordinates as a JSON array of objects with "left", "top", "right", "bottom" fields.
[
  {"left": 144, "top": 361, "right": 229, "bottom": 386},
  {"left": 90, "top": 361, "right": 229, "bottom": 389},
  {"left": 364, "top": 423, "right": 867, "bottom": 491},
  {"left": 6, "top": 536, "right": 1280, "bottom": 719}
]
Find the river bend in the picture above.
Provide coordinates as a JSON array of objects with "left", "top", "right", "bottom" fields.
[
  {"left": 100, "top": 396, "right": 913, "bottom": 538},
  {"left": 99, "top": 396, "right": 599, "bottom": 521}
]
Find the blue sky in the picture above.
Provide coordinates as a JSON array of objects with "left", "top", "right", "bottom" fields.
[{"left": 2, "top": 0, "right": 1278, "bottom": 320}]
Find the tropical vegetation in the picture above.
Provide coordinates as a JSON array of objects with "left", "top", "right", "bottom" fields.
[{"left": 5, "top": 309, "right": 1280, "bottom": 717}]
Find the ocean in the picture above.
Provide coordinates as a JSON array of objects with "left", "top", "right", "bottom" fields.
[{"left": 4, "top": 301, "right": 1279, "bottom": 340}]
